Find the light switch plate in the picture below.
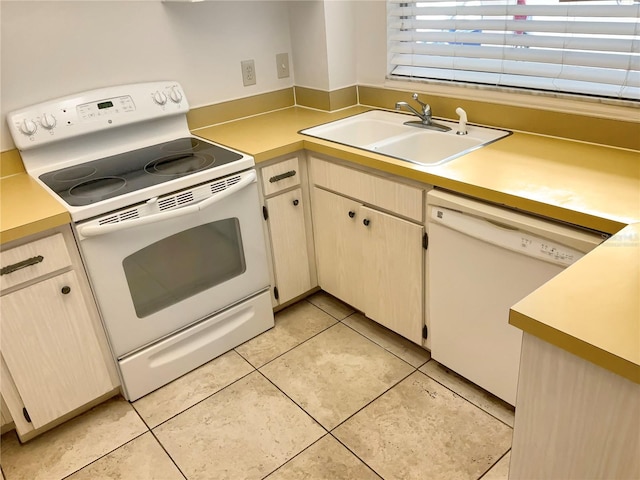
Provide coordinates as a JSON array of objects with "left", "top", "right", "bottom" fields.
[{"left": 276, "top": 53, "right": 290, "bottom": 79}]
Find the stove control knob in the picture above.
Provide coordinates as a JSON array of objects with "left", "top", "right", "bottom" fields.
[
  {"left": 153, "top": 91, "right": 168, "bottom": 105},
  {"left": 169, "top": 86, "right": 183, "bottom": 103},
  {"left": 19, "top": 118, "right": 37, "bottom": 136},
  {"left": 41, "top": 113, "right": 57, "bottom": 130}
]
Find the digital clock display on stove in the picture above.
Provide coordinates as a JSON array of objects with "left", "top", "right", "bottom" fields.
[{"left": 97, "top": 101, "right": 114, "bottom": 110}]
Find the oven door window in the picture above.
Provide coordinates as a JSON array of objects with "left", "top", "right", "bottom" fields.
[{"left": 122, "top": 219, "right": 246, "bottom": 318}]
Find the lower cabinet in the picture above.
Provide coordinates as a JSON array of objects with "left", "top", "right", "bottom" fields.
[
  {"left": 0, "top": 225, "right": 119, "bottom": 441},
  {"left": 265, "top": 188, "right": 313, "bottom": 303},
  {"left": 310, "top": 157, "right": 426, "bottom": 344},
  {"left": 259, "top": 153, "right": 317, "bottom": 306}
]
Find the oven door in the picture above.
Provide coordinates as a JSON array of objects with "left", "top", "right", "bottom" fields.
[{"left": 75, "top": 169, "right": 269, "bottom": 358}]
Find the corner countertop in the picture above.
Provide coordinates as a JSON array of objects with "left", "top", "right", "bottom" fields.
[
  {"left": 2, "top": 105, "right": 639, "bottom": 383},
  {"left": 194, "top": 106, "right": 640, "bottom": 382},
  {"left": 510, "top": 223, "right": 640, "bottom": 384},
  {"left": 194, "top": 106, "right": 639, "bottom": 235}
]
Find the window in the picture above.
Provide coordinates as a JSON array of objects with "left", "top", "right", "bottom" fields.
[{"left": 387, "top": 0, "right": 640, "bottom": 101}]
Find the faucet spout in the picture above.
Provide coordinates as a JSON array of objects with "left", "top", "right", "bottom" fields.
[
  {"left": 395, "top": 93, "right": 451, "bottom": 132},
  {"left": 395, "top": 101, "right": 425, "bottom": 120}
]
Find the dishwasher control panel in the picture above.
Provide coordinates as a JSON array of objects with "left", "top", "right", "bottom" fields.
[{"left": 430, "top": 206, "right": 586, "bottom": 268}]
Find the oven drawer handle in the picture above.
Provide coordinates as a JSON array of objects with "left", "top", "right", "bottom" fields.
[{"left": 78, "top": 170, "right": 257, "bottom": 238}]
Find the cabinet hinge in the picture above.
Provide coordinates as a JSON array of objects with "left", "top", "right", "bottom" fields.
[
  {"left": 23, "top": 407, "right": 31, "bottom": 423},
  {"left": 274, "top": 286, "right": 279, "bottom": 300},
  {"left": 423, "top": 232, "right": 429, "bottom": 250},
  {"left": 262, "top": 206, "right": 269, "bottom": 220},
  {"left": 422, "top": 325, "right": 428, "bottom": 340}
]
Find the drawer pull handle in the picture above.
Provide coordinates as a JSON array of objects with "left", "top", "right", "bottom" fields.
[
  {"left": 363, "top": 219, "right": 371, "bottom": 226},
  {"left": 348, "top": 211, "right": 356, "bottom": 218},
  {"left": 269, "top": 170, "right": 296, "bottom": 183},
  {"left": 1, "top": 255, "right": 44, "bottom": 276},
  {"left": 292, "top": 199, "right": 299, "bottom": 206},
  {"left": 61, "top": 286, "right": 71, "bottom": 295}
]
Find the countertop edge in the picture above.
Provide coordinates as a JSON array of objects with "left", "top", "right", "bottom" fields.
[
  {"left": 509, "top": 309, "right": 640, "bottom": 384},
  {"left": 1, "top": 212, "right": 71, "bottom": 245}
]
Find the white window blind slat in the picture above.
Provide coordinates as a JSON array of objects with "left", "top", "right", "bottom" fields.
[
  {"left": 391, "top": 44, "right": 639, "bottom": 71},
  {"left": 387, "top": 0, "right": 640, "bottom": 100},
  {"left": 389, "top": 19, "right": 638, "bottom": 37},
  {"left": 391, "top": 53, "right": 640, "bottom": 87},
  {"left": 390, "top": 31, "right": 635, "bottom": 54}
]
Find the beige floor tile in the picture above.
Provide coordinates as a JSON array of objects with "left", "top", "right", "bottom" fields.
[
  {"left": 0, "top": 397, "right": 147, "bottom": 480},
  {"left": 306, "top": 291, "right": 355, "bottom": 320},
  {"left": 419, "top": 360, "right": 515, "bottom": 427},
  {"left": 481, "top": 451, "right": 511, "bottom": 480},
  {"left": 343, "top": 313, "right": 431, "bottom": 368},
  {"left": 260, "top": 323, "right": 414, "bottom": 430},
  {"left": 65, "top": 432, "right": 184, "bottom": 480},
  {"left": 153, "top": 371, "right": 324, "bottom": 480},
  {"left": 333, "top": 371, "right": 512, "bottom": 480},
  {"left": 133, "top": 350, "right": 254, "bottom": 428},
  {"left": 235, "top": 300, "right": 337, "bottom": 368},
  {"left": 265, "top": 434, "right": 380, "bottom": 480}
]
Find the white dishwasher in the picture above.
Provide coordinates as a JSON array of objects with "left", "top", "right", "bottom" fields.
[{"left": 426, "top": 190, "right": 605, "bottom": 406}]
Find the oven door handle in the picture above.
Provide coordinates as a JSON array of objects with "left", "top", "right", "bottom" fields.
[{"left": 78, "top": 170, "right": 257, "bottom": 238}]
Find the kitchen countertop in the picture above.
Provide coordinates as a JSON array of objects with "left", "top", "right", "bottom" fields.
[
  {"left": 2, "top": 105, "right": 639, "bottom": 382},
  {"left": 510, "top": 223, "right": 639, "bottom": 383},
  {"left": 195, "top": 106, "right": 639, "bottom": 235},
  {"left": 0, "top": 173, "right": 70, "bottom": 244}
]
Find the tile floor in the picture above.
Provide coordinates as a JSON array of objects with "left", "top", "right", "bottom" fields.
[{"left": 0, "top": 291, "right": 514, "bottom": 480}]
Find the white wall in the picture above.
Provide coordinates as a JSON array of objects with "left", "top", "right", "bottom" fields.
[
  {"left": 288, "top": 0, "right": 359, "bottom": 91},
  {"left": 354, "top": 1, "right": 388, "bottom": 87},
  {"left": 288, "top": 1, "right": 330, "bottom": 90},
  {"left": 0, "top": 1, "right": 294, "bottom": 151},
  {"left": 324, "top": 1, "right": 357, "bottom": 90}
]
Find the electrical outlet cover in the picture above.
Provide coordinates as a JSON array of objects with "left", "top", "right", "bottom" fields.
[{"left": 241, "top": 59, "right": 256, "bottom": 86}]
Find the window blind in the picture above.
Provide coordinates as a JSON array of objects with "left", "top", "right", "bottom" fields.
[{"left": 388, "top": 0, "right": 640, "bottom": 100}]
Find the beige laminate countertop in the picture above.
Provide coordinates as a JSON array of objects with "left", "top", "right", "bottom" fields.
[
  {"left": 195, "top": 106, "right": 639, "bottom": 234},
  {"left": 2, "top": 105, "right": 639, "bottom": 382},
  {"left": 510, "top": 223, "right": 640, "bottom": 384},
  {"left": 195, "top": 106, "right": 640, "bottom": 383},
  {"left": 0, "top": 173, "right": 70, "bottom": 244}
]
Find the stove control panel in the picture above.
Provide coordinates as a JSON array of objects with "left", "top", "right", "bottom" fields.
[{"left": 7, "top": 81, "right": 189, "bottom": 151}]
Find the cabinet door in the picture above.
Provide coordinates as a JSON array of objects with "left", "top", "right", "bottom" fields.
[
  {"left": 361, "top": 206, "right": 424, "bottom": 344},
  {"left": 266, "top": 188, "right": 312, "bottom": 303},
  {"left": 0, "top": 271, "right": 116, "bottom": 429},
  {"left": 312, "top": 187, "right": 365, "bottom": 311}
]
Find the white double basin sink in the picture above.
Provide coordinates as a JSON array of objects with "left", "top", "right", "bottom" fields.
[{"left": 301, "top": 110, "right": 511, "bottom": 167}]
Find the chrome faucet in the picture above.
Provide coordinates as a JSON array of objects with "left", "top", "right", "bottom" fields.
[{"left": 395, "top": 93, "right": 451, "bottom": 132}]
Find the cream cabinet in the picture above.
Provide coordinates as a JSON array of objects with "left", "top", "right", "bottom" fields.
[
  {"left": 310, "top": 156, "right": 427, "bottom": 344},
  {"left": 0, "top": 225, "right": 119, "bottom": 441},
  {"left": 258, "top": 153, "right": 317, "bottom": 306}
]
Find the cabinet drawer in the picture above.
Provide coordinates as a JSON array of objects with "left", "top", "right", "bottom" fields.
[
  {"left": 1, "top": 233, "right": 71, "bottom": 292},
  {"left": 310, "top": 157, "right": 424, "bottom": 222},
  {"left": 261, "top": 157, "right": 300, "bottom": 196}
]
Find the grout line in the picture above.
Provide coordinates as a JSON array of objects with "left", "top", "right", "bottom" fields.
[
  {"left": 255, "top": 370, "right": 330, "bottom": 435},
  {"left": 258, "top": 433, "right": 332, "bottom": 480},
  {"left": 416, "top": 365, "right": 515, "bottom": 429},
  {"left": 59, "top": 431, "right": 149, "bottom": 480},
  {"left": 250, "top": 320, "right": 342, "bottom": 371},
  {"left": 138, "top": 368, "right": 257, "bottom": 431},
  {"left": 304, "top": 300, "right": 354, "bottom": 321},
  {"left": 148, "top": 429, "right": 189, "bottom": 480},
  {"left": 476, "top": 448, "right": 511, "bottom": 480},
  {"left": 328, "top": 433, "right": 385, "bottom": 480},
  {"left": 326, "top": 368, "right": 417, "bottom": 434},
  {"left": 340, "top": 314, "right": 431, "bottom": 370}
]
